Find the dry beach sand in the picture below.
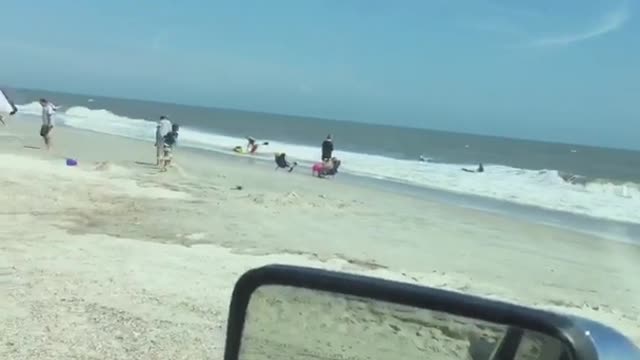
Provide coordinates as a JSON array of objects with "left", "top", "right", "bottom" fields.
[{"left": 1, "top": 117, "right": 639, "bottom": 359}]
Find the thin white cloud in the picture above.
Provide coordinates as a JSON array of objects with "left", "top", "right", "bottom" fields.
[{"left": 529, "top": 7, "right": 630, "bottom": 47}]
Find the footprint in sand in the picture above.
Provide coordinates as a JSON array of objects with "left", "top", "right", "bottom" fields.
[{"left": 94, "top": 161, "right": 113, "bottom": 171}]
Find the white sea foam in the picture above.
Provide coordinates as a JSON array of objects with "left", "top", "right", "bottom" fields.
[{"left": 17, "top": 102, "right": 640, "bottom": 224}]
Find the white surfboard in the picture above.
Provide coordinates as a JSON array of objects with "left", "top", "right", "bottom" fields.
[{"left": 0, "top": 90, "right": 17, "bottom": 115}]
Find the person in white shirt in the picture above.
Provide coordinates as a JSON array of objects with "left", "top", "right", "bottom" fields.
[
  {"left": 39, "top": 98, "right": 56, "bottom": 150},
  {"left": 155, "top": 116, "right": 172, "bottom": 165}
]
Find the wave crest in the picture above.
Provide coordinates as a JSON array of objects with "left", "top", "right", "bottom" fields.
[{"left": 15, "top": 102, "right": 640, "bottom": 224}]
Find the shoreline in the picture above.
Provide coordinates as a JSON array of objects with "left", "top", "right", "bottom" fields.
[
  {"left": 344, "top": 174, "right": 640, "bottom": 246},
  {"left": 2, "top": 116, "right": 639, "bottom": 358},
  {"left": 17, "top": 114, "right": 638, "bottom": 245},
  {"left": 181, "top": 146, "right": 640, "bottom": 246},
  {"left": 14, "top": 99, "right": 640, "bottom": 225}
]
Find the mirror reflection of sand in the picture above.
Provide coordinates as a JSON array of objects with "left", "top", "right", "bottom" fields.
[{"left": 240, "top": 286, "right": 557, "bottom": 360}]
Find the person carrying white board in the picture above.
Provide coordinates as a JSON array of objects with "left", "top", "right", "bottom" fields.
[{"left": 0, "top": 89, "right": 18, "bottom": 126}]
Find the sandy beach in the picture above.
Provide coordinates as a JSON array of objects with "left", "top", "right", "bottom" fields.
[{"left": 1, "top": 117, "right": 639, "bottom": 359}]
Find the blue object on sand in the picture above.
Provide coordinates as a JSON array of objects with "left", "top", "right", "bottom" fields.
[{"left": 66, "top": 158, "right": 78, "bottom": 166}]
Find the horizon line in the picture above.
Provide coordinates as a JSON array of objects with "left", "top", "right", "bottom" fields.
[{"left": 8, "top": 85, "right": 639, "bottom": 153}]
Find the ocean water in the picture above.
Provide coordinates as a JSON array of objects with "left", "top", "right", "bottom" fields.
[{"left": 8, "top": 88, "right": 640, "bottom": 228}]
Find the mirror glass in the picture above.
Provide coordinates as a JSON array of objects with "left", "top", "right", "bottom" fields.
[{"left": 238, "top": 285, "right": 572, "bottom": 360}]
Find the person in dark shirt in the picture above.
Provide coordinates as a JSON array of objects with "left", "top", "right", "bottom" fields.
[
  {"left": 274, "top": 152, "right": 297, "bottom": 172},
  {"left": 160, "top": 124, "right": 180, "bottom": 172},
  {"left": 321, "top": 134, "right": 333, "bottom": 162}
]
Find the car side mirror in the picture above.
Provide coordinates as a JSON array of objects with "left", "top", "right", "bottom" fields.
[{"left": 223, "top": 265, "right": 640, "bottom": 360}]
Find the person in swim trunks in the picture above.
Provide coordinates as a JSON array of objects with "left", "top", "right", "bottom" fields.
[
  {"left": 160, "top": 123, "right": 180, "bottom": 172},
  {"left": 39, "top": 98, "right": 55, "bottom": 150}
]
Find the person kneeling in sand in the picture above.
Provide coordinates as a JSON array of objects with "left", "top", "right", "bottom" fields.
[
  {"left": 312, "top": 157, "right": 341, "bottom": 178},
  {"left": 160, "top": 124, "right": 180, "bottom": 172}
]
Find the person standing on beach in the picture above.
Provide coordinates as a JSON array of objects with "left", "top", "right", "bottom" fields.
[
  {"left": 160, "top": 123, "right": 180, "bottom": 172},
  {"left": 322, "top": 134, "right": 333, "bottom": 162},
  {"left": 39, "top": 98, "right": 55, "bottom": 150},
  {"left": 155, "top": 116, "right": 172, "bottom": 165}
]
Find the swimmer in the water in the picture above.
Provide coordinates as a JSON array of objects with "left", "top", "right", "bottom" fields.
[
  {"left": 462, "top": 163, "right": 484, "bottom": 173},
  {"left": 419, "top": 155, "right": 434, "bottom": 162}
]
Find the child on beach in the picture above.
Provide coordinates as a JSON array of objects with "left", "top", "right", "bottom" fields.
[
  {"left": 160, "top": 123, "right": 179, "bottom": 172},
  {"left": 245, "top": 136, "right": 269, "bottom": 154},
  {"left": 275, "top": 152, "right": 297, "bottom": 172}
]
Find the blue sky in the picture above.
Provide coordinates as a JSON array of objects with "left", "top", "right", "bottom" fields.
[{"left": 1, "top": 0, "right": 638, "bottom": 148}]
